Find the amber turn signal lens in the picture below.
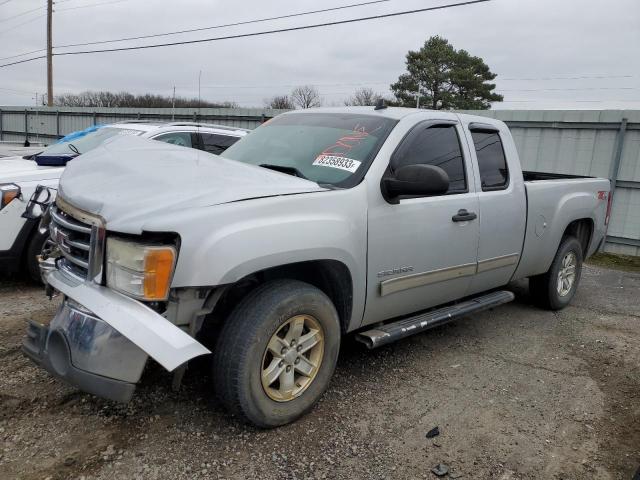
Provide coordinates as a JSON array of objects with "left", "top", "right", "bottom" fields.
[
  {"left": 143, "top": 247, "right": 176, "bottom": 301},
  {"left": 0, "top": 183, "right": 20, "bottom": 209}
]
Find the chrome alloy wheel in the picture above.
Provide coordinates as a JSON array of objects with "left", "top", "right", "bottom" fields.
[
  {"left": 261, "top": 315, "right": 324, "bottom": 402},
  {"left": 557, "top": 251, "right": 577, "bottom": 297}
]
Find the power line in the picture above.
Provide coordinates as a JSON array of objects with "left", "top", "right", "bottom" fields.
[
  {"left": 0, "top": 47, "right": 47, "bottom": 61},
  {"left": 51, "top": 0, "right": 491, "bottom": 58},
  {"left": 499, "top": 99, "right": 640, "bottom": 103},
  {"left": 198, "top": 81, "right": 395, "bottom": 89},
  {"left": 54, "top": 0, "right": 399, "bottom": 49},
  {"left": 0, "top": 4, "right": 43, "bottom": 24},
  {"left": 0, "top": 55, "right": 47, "bottom": 68},
  {"left": 500, "top": 87, "right": 638, "bottom": 92},
  {"left": 56, "top": 0, "right": 132, "bottom": 13},
  {"left": 0, "top": 0, "right": 16, "bottom": 6},
  {"left": 499, "top": 74, "right": 634, "bottom": 81},
  {"left": 0, "top": 86, "right": 37, "bottom": 94},
  {"left": 0, "top": 13, "right": 46, "bottom": 36}
]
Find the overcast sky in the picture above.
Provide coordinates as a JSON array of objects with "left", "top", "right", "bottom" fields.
[{"left": 1, "top": 0, "right": 639, "bottom": 109}]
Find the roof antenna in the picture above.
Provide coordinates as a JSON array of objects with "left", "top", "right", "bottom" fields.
[{"left": 374, "top": 98, "right": 387, "bottom": 110}]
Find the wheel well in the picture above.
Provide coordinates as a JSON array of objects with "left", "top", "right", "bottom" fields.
[
  {"left": 562, "top": 218, "right": 593, "bottom": 256},
  {"left": 208, "top": 260, "right": 353, "bottom": 334}
]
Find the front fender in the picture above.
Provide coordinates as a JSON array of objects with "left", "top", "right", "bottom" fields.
[{"left": 163, "top": 188, "right": 369, "bottom": 328}]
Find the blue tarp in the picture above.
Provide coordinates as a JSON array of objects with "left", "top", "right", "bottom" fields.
[{"left": 54, "top": 124, "right": 103, "bottom": 144}]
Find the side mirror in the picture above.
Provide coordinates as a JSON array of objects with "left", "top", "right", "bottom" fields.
[{"left": 381, "top": 164, "right": 450, "bottom": 203}]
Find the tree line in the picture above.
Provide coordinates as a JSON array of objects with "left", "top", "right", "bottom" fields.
[
  {"left": 55, "top": 37, "right": 502, "bottom": 111},
  {"left": 54, "top": 91, "right": 238, "bottom": 108}
]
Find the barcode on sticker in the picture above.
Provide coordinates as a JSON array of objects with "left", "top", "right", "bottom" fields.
[{"left": 312, "top": 155, "right": 361, "bottom": 173}]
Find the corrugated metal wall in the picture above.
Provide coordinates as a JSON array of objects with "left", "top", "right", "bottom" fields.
[
  {"left": 0, "top": 106, "right": 286, "bottom": 143},
  {"left": 1, "top": 107, "right": 638, "bottom": 255},
  {"left": 462, "top": 110, "right": 640, "bottom": 256}
]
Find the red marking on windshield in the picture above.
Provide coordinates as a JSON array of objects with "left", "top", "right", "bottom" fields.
[{"left": 321, "top": 124, "right": 375, "bottom": 156}]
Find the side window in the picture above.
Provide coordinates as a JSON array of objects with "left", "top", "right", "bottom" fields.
[
  {"left": 470, "top": 130, "right": 509, "bottom": 191},
  {"left": 153, "top": 132, "right": 193, "bottom": 148},
  {"left": 201, "top": 133, "right": 240, "bottom": 155},
  {"left": 392, "top": 124, "right": 467, "bottom": 194}
]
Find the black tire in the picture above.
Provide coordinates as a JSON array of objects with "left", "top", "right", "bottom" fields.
[
  {"left": 212, "top": 279, "right": 341, "bottom": 428},
  {"left": 25, "top": 230, "right": 48, "bottom": 284},
  {"left": 529, "top": 236, "right": 583, "bottom": 310}
]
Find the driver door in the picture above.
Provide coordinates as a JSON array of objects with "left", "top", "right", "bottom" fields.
[{"left": 363, "top": 121, "right": 480, "bottom": 325}]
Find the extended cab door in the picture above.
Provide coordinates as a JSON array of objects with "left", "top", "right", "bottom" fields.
[
  {"left": 461, "top": 120, "right": 526, "bottom": 295},
  {"left": 363, "top": 120, "right": 480, "bottom": 326}
]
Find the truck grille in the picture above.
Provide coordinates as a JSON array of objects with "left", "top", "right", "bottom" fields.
[{"left": 50, "top": 205, "right": 93, "bottom": 279}]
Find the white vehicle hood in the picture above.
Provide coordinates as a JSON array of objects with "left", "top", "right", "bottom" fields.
[
  {"left": 58, "top": 136, "right": 327, "bottom": 229},
  {"left": 0, "top": 158, "right": 63, "bottom": 183}
]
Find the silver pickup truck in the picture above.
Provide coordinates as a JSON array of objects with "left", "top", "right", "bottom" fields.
[{"left": 24, "top": 106, "right": 612, "bottom": 427}]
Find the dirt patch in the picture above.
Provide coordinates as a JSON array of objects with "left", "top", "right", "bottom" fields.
[
  {"left": 1, "top": 264, "right": 639, "bottom": 479},
  {"left": 587, "top": 252, "right": 640, "bottom": 273}
]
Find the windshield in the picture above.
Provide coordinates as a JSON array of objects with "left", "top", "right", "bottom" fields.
[
  {"left": 38, "top": 127, "right": 143, "bottom": 156},
  {"left": 220, "top": 113, "right": 397, "bottom": 187}
]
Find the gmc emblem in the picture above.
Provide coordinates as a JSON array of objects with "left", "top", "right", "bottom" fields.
[{"left": 54, "top": 226, "right": 71, "bottom": 254}]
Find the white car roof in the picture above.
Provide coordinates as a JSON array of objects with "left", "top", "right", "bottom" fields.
[{"left": 109, "top": 121, "right": 250, "bottom": 137}]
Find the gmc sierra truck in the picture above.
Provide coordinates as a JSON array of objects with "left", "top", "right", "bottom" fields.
[{"left": 23, "top": 106, "right": 612, "bottom": 427}]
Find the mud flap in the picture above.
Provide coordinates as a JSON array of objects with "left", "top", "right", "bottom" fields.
[{"left": 46, "top": 269, "right": 210, "bottom": 371}]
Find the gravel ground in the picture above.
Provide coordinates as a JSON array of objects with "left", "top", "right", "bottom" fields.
[{"left": 1, "top": 263, "right": 639, "bottom": 480}]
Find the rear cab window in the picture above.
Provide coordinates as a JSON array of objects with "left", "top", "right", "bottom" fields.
[{"left": 470, "top": 129, "right": 509, "bottom": 191}]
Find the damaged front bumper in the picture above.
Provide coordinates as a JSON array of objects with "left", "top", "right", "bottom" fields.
[
  {"left": 23, "top": 268, "right": 211, "bottom": 402},
  {"left": 23, "top": 299, "right": 147, "bottom": 402}
]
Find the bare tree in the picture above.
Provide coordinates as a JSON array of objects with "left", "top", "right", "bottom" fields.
[
  {"left": 290, "top": 85, "right": 321, "bottom": 109},
  {"left": 54, "top": 90, "right": 238, "bottom": 108},
  {"left": 344, "top": 87, "right": 384, "bottom": 106},
  {"left": 265, "top": 95, "right": 295, "bottom": 109}
]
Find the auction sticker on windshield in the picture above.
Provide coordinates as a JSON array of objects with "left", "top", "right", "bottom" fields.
[{"left": 312, "top": 154, "right": 362, "bottom": 173}]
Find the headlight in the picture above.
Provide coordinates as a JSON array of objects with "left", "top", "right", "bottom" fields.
[
  {"left": 0, "top": 183, "right": 20, "bottom": 210},
  {"left": 106, "top": 237, "right": 177, "bottom": 301}
]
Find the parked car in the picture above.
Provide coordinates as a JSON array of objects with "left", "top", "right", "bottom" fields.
[
  {"left": 0, "top": 141, "right": 48, "bottom": 159},
  {"left": 0, "top": 121, "right": 249, "bottom": 280},
  {"left": 24, "top": 107, "right": 612, "bottom": 427}
]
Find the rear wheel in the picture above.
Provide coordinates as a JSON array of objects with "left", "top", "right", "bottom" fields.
[
  {"left": 529, "top": 236, "right": 583, "bottom": 310},
  {"left": 212, "top": 280, "right": 340, "bottom": 427}
]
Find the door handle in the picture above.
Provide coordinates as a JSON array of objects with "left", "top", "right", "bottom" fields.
[{"left": 452, "top": 209, "right": 477, "bottom": 222}]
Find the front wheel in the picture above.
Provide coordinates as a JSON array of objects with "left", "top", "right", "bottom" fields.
[
  {"left": 25, "top": 229, "right": 48, "bottom": 284},
  {"left": 529, "top": 236, "right": 583, "bottom": 310},
  {"left": 212, "top": 280, "right": 341, "bottom": 428}
]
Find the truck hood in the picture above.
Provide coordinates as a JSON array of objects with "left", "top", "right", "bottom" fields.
[
  {"left": 0, "top": 158, "right": 63, "bottom": 183},
  {"left": 58, "top": 136, "right": 327, "bottom": 226}
]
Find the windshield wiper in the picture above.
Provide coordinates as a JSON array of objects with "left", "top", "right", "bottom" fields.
[
  {"left": 67, "top": 143, "right": 80, "bottom": 155},
  {"left": 259, "top": 163, "right": 308, "bottom": 180}
]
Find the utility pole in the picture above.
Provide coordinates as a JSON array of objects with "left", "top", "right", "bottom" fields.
[
  {"left": 198, "top": 70, "right": 202, "bottom": 119},
  {"left": 46, "top": 0, "right": 53, "bottom": 107},
  {"left": 171, "top": 86, "right": 176, "bottom": 120}
]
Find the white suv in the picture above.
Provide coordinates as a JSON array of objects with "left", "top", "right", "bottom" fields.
[{"left": 0, "top": 121, "right": 249, "bottom": 280}]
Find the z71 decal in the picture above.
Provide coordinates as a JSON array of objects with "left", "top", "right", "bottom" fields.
[{"left": 312, "top": 154, "right": 362, "bottom": 173}]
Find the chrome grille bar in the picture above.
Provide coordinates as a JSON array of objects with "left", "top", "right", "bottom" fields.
[
  {"left": 50, "top": 207, "right": 92, "bottom": 234},
  {"left": 50, "top": 204, "right": 94, "bottom": 279},
  {"left": 60, "top": 249, "right": 89, "bottom": 269}
]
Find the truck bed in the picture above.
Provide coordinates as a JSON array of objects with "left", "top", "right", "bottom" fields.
[
  {"left": 523, "top": 170, "right": 593, "bottom": 182},
  {"left": 513, "top": 175, "right": 610, "bottom": 281}
]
